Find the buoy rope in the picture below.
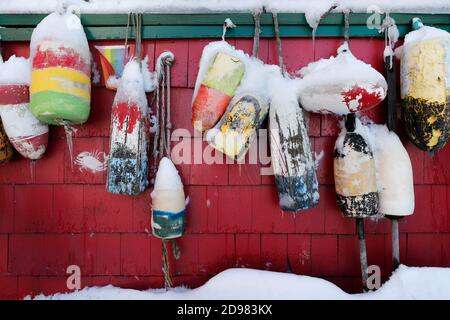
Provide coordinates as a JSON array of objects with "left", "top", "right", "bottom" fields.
[
  {"left": 123, "top": 13, "right": 131, "bottom": 65},
  {"left": 272, "top": 12, "right": 286, "bottom": 76},
  {"left": 344, "top": 11, "right": 350, "bottom": 44},
  {"left": 162, "top": 240, "right": 173, "bottom": 289},
  {"left": 252, "top": 11, "right": 261, "bottom": 58},
  {"left": 165, "top": 61, "right": 172, "bottom": 157}
]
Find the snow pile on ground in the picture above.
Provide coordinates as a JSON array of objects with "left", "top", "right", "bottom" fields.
[
  {"left": 32, "top": 265, "right": 450, "bottom": 300},
  {"left": 0, "top": 55, "right": 30, "bottom": 85}
]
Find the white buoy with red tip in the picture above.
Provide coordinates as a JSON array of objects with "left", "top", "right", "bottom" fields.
[{"left": 0, "top": 56, "right": 48, "bottom": 160}]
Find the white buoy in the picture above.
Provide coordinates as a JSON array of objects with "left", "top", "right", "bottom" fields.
[{"left": 151, "top": 157, "right": 187, "bottom": 239}]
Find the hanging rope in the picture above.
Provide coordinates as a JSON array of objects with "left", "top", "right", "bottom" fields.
[
  {"left": 162, "top": 240, "right": 173, "bottom": 289},
  {"left": 152, "top": 51, "right": 176, "bottom": 290},
  {"left": 272, "top": 12, "right": 286, "bottom": 76},
  {"left": 153, "top": 52, "right": 175, "bottom": 164},
  {"left": 344, "top": 11, "right": 350, "bottom": 44},
  {"left": 123, "top": 13, "right": 131, "bottom": 65},
  {"left": 165, "top": 60, "right": 172, "bottom": 156},
  {"left": 252, "top": 11, "right": 261, "bottom": 58}
]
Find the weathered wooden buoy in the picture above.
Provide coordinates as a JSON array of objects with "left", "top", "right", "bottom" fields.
[
  {"left": 206, "top": 60, "right": 270, "bottom": 160},
  {"left": 107, "top": 59, "right": 149, "bottom": 195},
  {"left": 29, "top": 11, "right": 91, "bottom": 125},
  {"left": 0, "top": 119, "right": 13, "bottom": 164},
  {"left": 400, "top": 18, "right": 450, "bottom": 154},
  {"left": 298, "top": 42, "right": 387, "bottom": 115},
  {"left": 270, "top": 74, "right": 319, "bottom": 212},
  {"left": 0, "top": 56, "right": 48, "bottom": 160},
  {"left": 192, "top": 49, "right": 245, "bottom": 132},
  {"left": 151, "top": 157, "right": 186, "bottom": 239},
  {"left": 334, "top": 114, "right": 378, "bottom": 218},
  {"left": 207, "top": 92, "right": 268, "bottom": 160}
]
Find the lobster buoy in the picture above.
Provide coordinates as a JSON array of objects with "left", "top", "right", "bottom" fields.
[
  {"left": 107, "top": 59, "right": 150, "bottom": 195},
  {"left": 270, "top": 74, "right": 319, "bottom": 212},
  {"left": 30, "top": 11, "right": 91, "bottom": 125},
  {"left": 367, "top": 124, "right": 415, "bottom": 217},
  {"left": 400, "top": 18, "right": 450, "bottom": 153},
  {"left": 298, "top": 42, "right": 387, "bottom": 115},
  {"left": 0, "top": 119, "right": 13, "bottom": 164},
  {"left": 192, "top": 43, "right": 245, "bottom": 132},
  {"left": 206, "top": 60, "right": 270, "bottom": 160},
  {"left": 0, "top": 56, "right": 48, "bottom": 160},
  {"left": 334, "top": 115, "right": 378, "bottom": 218},
  {"left": 151, "top": 157, "right": 186, "bottom": 239}
]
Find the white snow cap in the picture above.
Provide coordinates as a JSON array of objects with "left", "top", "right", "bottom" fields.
[
  {"left": 30, "top": 10, "right": 90, "bottom": 62},
  {"left": 403, "top": 24, "right": 450, "bottom": 48},
  {"left": 366, "top": 124, "right": 414, "bottom": 216},
  {"left": 115, "top": 59, "right": 149, "bottom": 115},
  {"left": 0, "top": 55, "right": 31, "bottom": 86},
  {"left": 297, "top": 42, "right": 387, "bottom": 115},
  {"left": 153, "top": 157, "right": 184, "bottom": 191}
]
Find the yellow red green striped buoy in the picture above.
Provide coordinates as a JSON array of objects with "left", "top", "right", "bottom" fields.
[{"left": 29, "top": 12, "right": 91, "bottom": 125}]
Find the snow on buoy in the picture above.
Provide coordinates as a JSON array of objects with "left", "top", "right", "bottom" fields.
[
  {"left": 333, "top": 115, "right": 378, "bottom": 218},
  {"left": 298, "top": 42, "right": 387, "bottom": 115},
  {"left": 399, "top": 18, "right": 450, "bottom": 153},
  {"left": 29, "top": 10, "right": 91, "bottom": 125},
  {"left": 367, "top": 124, "right": 414, "bottom": 217},
  {"left": 107, "top": 59, "right": 150, "bottom": 195},
  {"left": 151, "top": 157, "right": 186, "bottom": 239},
  {"left": 192, "top": 41, "right": 245, "bottom": 132},
  {"left": 0, "top": 56, "right": 48, "bottom": 160}
]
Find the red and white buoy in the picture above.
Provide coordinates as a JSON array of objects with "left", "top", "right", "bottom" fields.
[{"left": 0, "top": 56, "right": 48, "bottom": 160}]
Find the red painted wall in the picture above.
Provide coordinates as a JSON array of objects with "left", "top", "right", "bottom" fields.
[{"left": 0, "top": 37, "right": 449, "bottom": 299}]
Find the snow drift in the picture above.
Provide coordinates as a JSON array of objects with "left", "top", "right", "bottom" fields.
[{"left": 32, "top": 265, "right": 450, "bottom": 300}]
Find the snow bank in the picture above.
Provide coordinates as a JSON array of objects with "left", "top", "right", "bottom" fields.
[
  {"left": 152, "top": 157, "right": 184, "bottom": 191},
  {"left": 32, "top": 265, "right": 450, "bottom": 300},
  {"left": 297, "top": 43, "right": 387, "bottom": 115},
  {"left": 360, "top": 265, "right": 450, "bottom": 299},
  {"left": 366, "top": 124, "right": 414, "bottom": 217},
  {"left": 0, "top": 56, "right": 31, "bottom": 85}
]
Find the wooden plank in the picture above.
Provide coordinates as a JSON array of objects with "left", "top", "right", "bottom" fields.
[
  {"left": 0, "top": 13, "right": 449, "bottom": 41},
  {"left": 0, "top": 12, "right": 449, "bottom": 26}
]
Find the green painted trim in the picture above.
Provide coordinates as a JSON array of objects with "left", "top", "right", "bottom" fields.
[{"left": 0, "top": 13, "right": 449, "bottom": 41}]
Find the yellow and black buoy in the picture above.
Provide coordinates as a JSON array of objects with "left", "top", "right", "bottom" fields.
[{"left": 400, "top": 18, "right": 450, "bottom": 154}]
